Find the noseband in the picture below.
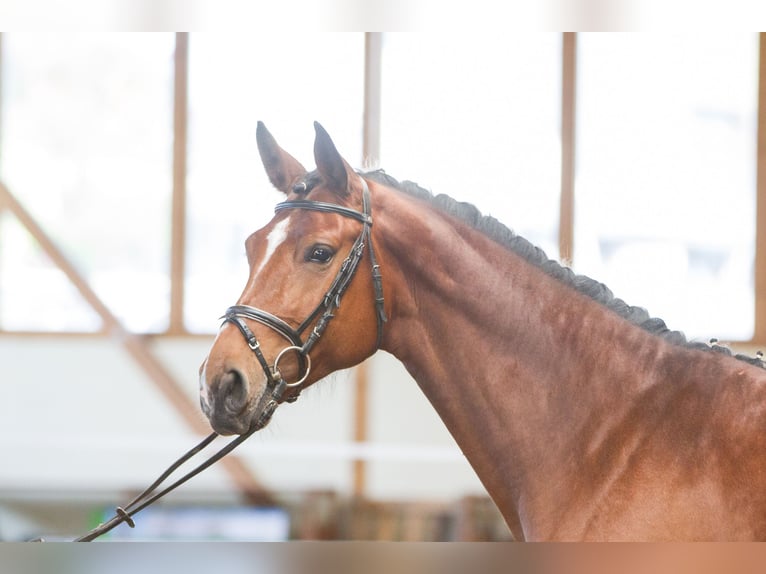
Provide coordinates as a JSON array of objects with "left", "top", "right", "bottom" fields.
[{"left": 220, "top": 178, "right": 386, "bottom": 430}]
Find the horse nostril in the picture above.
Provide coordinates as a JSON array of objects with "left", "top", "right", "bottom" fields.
[{"left": 218, "top": 369, "right": 249, "bottom": 415}]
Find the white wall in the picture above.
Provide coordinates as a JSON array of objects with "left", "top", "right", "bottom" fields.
[{"left": 0, "top": 335, "right": 486, "bottom": 504}]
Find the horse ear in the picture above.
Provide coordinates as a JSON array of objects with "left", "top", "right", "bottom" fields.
[
  {"left": 256, "top": 121, "right": 307, "bottom": 194},
  {"left": 313, "top": 121, "right": 352, "bottom": 197}
]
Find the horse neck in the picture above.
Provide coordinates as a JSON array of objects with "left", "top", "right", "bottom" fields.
[{"left": 373, "top": 187, "right": 676, "bottom": 539}]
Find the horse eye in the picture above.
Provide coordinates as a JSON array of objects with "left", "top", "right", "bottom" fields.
[{"left": 307, "top": 245, "right": 335, "bottom": 264}]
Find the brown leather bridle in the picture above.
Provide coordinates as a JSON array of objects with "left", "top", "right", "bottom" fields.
[
  {"left": 220, "top": 176, "right": 386, "bottom": 429},
  {"left": 67, "top": 177, "right": 385, "bottom": 542}
]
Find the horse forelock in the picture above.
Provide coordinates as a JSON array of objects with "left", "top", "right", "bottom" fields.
[{"left": 362, "top": 169, "right": 765, "bottom": 369}]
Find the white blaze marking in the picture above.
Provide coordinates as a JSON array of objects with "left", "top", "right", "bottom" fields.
[
  {"left": 252, "top": 216, "right": 291, "bottom": 284},
  {"left": 224, "top": 217, "right": 291, "bottom": 336}
]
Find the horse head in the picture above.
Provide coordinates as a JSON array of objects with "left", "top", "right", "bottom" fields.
[{"left": 199, "top": 122, "right": 386, "bottom": 435}]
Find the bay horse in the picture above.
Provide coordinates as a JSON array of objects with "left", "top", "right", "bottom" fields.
[{"left": 199, "top": 121, "right": 766, "bottom": 541}]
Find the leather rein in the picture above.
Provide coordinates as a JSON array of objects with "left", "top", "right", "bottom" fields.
[{"left": 66, "top": 177, "right": 385, "bottom": 542}]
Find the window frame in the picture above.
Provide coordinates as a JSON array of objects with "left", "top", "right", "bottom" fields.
[{"left": 0, "top": 32, "right": 764, "bottom": 345}]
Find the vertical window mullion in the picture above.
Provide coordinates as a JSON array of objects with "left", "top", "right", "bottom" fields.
[
  {"left": 170, "top": 32, "right": 189, "bottom": 335},
  {"left": 363, "top": 33, "right": 383, "bottom": 166},
  {"left": 559, "top": 32, "right": 577, "bottom": 264},
  {"left": 352, "top": 31, "right": 384, "bottom": 500},
  {"left": 755, "top": 32, "right": 766, "bottom": 343}
]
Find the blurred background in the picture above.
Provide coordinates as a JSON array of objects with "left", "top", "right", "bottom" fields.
[{"left": 0, "top": 32, "right": 763, "bottom": 541}]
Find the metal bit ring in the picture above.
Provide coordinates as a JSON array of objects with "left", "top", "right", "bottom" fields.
[{"left": 272, "top": 346, "right": 312, "bottom": 387}]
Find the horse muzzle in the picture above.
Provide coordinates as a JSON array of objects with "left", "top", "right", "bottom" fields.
[{"left": 200, "top": 367, "right": 261, "bottom": 435}]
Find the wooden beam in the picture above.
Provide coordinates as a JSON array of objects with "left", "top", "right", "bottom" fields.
[
  {"left": 169, "top": 32, "right": 189, "bottom": 335},
  {"left": 0, "top": 181, "right": 272, "bottom": 504},
  {"left": 352, "top": 359, "right": 370, "bottom": 498},
  {"left": 352, "top": 32, "right": 384, "bottom": 498},
  {"left": 559, "top": 32, "right": 577, "bottom": 265},
  {"left": 755, "top": 32, "right": 766, "bottom": 344}
]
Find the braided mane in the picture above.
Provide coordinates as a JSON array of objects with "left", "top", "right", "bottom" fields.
[{"left": 363, "top": 170, "right": 764, "bottom": 368}]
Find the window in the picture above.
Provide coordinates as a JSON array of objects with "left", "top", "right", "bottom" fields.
[
  {"left": 184, "top": 33, "right": 365, "bottom": 332},
  {"left": 0, "top": 33, "right": 175, "bottom": 332},
  {"left": 575, "top": 33, "right": 759, "bottom": 340},
  {"left": 0, "top": 33, "right": 763, "bottom": 342},
  {"left": 379, "top": 33, "right": 562, "bottom": 256}
]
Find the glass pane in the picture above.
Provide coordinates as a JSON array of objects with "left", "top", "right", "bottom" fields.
[
  {"left": 575, "top": 33, "right": 758, "bottom": 341},
  {"left": 0, "top": 33, "right": 175, "bottom": 332},
  {"left": 185, "top": 33, "right": 365, "bottom": 333},
  {"left": 0, "top": 212, "right": 102, "bottom": 330},
  {"left": 379, "top": 33, "right": 562, "bottom": 256}
]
